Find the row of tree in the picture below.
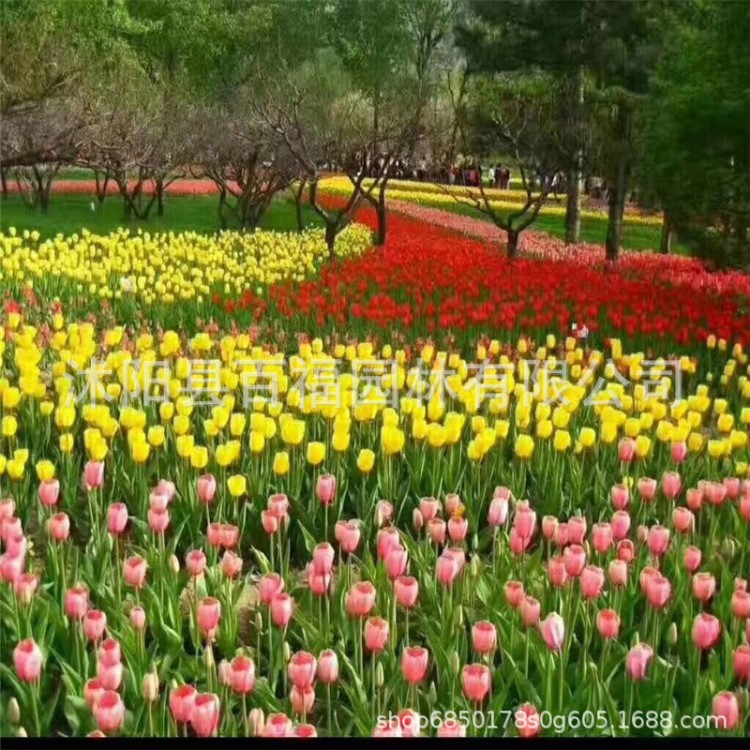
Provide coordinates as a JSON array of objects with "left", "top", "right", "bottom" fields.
[{"left": 1, "top": 0, "right": 748, "bottom": 265}]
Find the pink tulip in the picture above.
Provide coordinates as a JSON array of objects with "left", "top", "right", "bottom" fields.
[
  {"left": 221, "top": 550, "right": 243, "bottom": 578},
  {"left": 312, "top": 543, "right": 335, "bottom": 575},
  {"left": 13, "top": 639, "right": 42, "bottom": 682},
  {"left": 608, "top": 559, "right": 628, "bottom": 587},
  {"left": 427, "top": 518, "right": 447, "bottom": 545},
  {"left": 732, "top": 590, "right": 750, "bottom": 619},
  {"left": 385, "top": 546, "right": 408, "bottom": 580},
  {"left": 419, "top": 497, "right": 440, "bottom": 522},
  {"left": 123, "top": 556, "right": 147, "bottom": 588},
  {"left": 692, "top": 572, "right": 716, "bottom": 603},
  {"left": 645, "top": 572, "right": 672, "bottom": 610},
  {"left": 401, "top": 646, "right": 429, "bottom": 684},
  {"left": 375, "top": 500, "right": 394, "bottom": 526},
  {"left": 626, "top": 643, "right": 654, "bottom": 680},
  {"left": 723, "top": 477, "right": 740, "bottom": 499},
  {"left": 487, "top": 496, "right": 509, "bottom": 526},
  {"left": 580, "top": 565, "right": 605, "bottom": 600},
  {"left": 611, "top": 484, "right": 630, "bottom": 510},
  {"left": 472, "top": 620, "right": 497, "bottom": 654},
  {"left": 315, "top": 474, "right": 337, "bottom": 506},
  {"left": 686, "top": 487, "right": 703, "bottom": 511},
  {"left": 504, "top": 580, "right": 525, "bottom": 608},
  {"left": 567, "top": 516, "right": 586, "bottom": 544},
  {"left": 514, "top": 501, "right": 537, "bottom": 540},
  {"left": 98, "top": 638, "right": 121, "bottom": 667},
  {"left": 554, "top": 522, "right": 570, "bottom": 547},
  {"left": 376, "top": 528, "right": 401, "bottom": 560},
  {"left": 155, "top": 479, "right": 176, "bottom": 502},
  {"left": 306, "top": 565, "right": 330, "bottom": 597},
  {"left": 270, "top": 593, "right": 294, "bottom": 627},
  {"left": 611, "top": 511, "right": 631, "bottom": 541},
  {"left": 84, "top": 461, "right": 104, "bottom": 490},
  {"left": 462, "top": 663, "right": 491, "bottom": 703},
  {"left": 197, "top": 474, "right": 217, "bottom": 504},
  {"left": 197, "top": 597, "right": 221, "bottom": 636},
  {"left": 617, "top": 539, "right": 635, "bottom": 563},
  {"left": 97, "top": 661, "right": 123, "bottom": 691},
  {"left": 671, "top": 441, "right": 688, "bottom": 463},
  {"left": 290, "top": 685, "right": 315, "bottom": 716},
  {"left": 92, "top": 690, "right": 125, "bottom": 734},
  {"left": 130, "top": 606, "right": 146, "bottom": 630},
  {"left": 692, "top": 613, "right": 722, "bottom": 650},
  {"left": 618, "top": 437, "right": 635, "bottom": 462},
  {"left": 412, "top": 509, "right": 424, "bottom": 532},
  {"left": 148, "top": 507, "right": 169, "bottom": 534},
  {"left": 107, "top": 503, "right": 128, "bottom": 535},
  {"left": 596, "top": 609, "right": 620, "bottom": 639},
  {"left": 542, "top": 515, "right": 558, "bottom": 540},
  {"left": 190, "top": 693, "right": 220, "bottom": 737},
  {"left": 444, "top": 493, "right": 462, "bottom": 516},
  {"left": 345, "top": 581, "right": 376, "bottom": 619},
  {"left": 547, "top": 555, "right": 568, "bottom": 587},
  {"left": 259, "top": 573, "right": 284, "bottom": 605},
  {"left": 515, "top": 703, "right": 541, "bottom": 738},
  {"left": 48, "top": 512, "right": 70, "bottom": 541},
  {"left": 673, "top": 507, "right": 694, "bottom": 534},
  {"left": 394, "top": 575, "right": 419, "bottom": 608},
  {"left": 447, "top": 515, "right": 468, "bottom": 542},
  {"left": 268, "top": 493, "right": 289, "bottom": 519},
  {"left": 647, "top": 525, "right": 670, "bottom": 556},
  {"left": 437, "top": 718, "right": 467, "bottom": 737},
  {"left": 84, "top": 610, "right": 107, "bottom": 641},
  {"left": 169, "top": 684, "right": 197, "bottom": 724},
  {"left": 661, "top": 471, "right": 682, "bottom": 500},
  {"left": 65, "top": 586, "right": 89, "bottom": 620},
  {"left": 563, "top": 544, "right": 586, "bottom": 577},
  {"left": 509, "top": 527, "right": 530, "bottom": 555},
  {"left": 364, "top": 617, "right": 390, "bottom": 653},
  {"left": 261, "top": 511, "right": 279, "bottom": 535},
  {"left": 334, "top": 520, "right": 361, "bottom": 554},
  {"left": 85, "top": 677, "right": 105, "bottom": 709},
  {"left": 684, "top": 545, "right": 702, "bottom": 573},
  {"left": 592, "top": 522, "right": 613, "bottom": 553},
  {"left": 317, "top": 650, "right": 339, "bottom": 684},
  {"left": 733, "top": 645, "right": 750, "bottom": 682},
  {"left": 637, "top": 477, "right": 657, "bottom": 502},
  {"left": 185, "top": 550, "right": 207, "bottom": 577},
  {"left": 539, "top": 613, "right": 565, "bottom": 651},
  {"left": 38, "top": 479, "right": 60, "bottom": 507},
  {"left": 520, "top": 596, "right": 541, "bottom": 627},
  {"left": 14, "top": 572, "right": 38, "bottom": 605},
  {"left": 288, "top": 651, "right": 317, "bottom": 690},
  {"left": 711, "top": 691, "right": 740, "bottom": 730},
  {"left": 436, "top": 552, "right": 459, "bottom": 586}
]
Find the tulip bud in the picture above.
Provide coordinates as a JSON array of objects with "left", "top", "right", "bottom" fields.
[
  {"left": 666, "top": 622, "right": 678, "bottom": 646},
  {"left": 454, "top": 604, "right": 464, "bottom": 627},
  {"left": 205, "top": 644, "right": 215, "bottom": 669},
  {"left": 16, "top": 727, "right": 27, "bottom": 738},
  {"left": 218, "top": 659, "right": 232, "bottom": 687},
  {"left": 248, "top": 707, "right": 265, "bottom": 736},
  {"left": 143, "top": 671, "right": 159, "bottom": 702},
  {"left": 428, "top": 681, "right": 437, "bottom": 706},
  {"left": 450, "top": 651, "right": 461, "bottom": 676},
  {"left": 170, "top": 678, "right": 179, "bottom": 691},
  {"left": 7, "top": 698, "right": 20, "bottom": 725},
  {"left": 471, "top": 534, "right": 479, "bottom": 552},
  {"left": 255, "top": 612, "right": 263, "bottom": 634},
  {"left": 470, "top": 555, "right": 480, "bottom": 578},
  {"left": 283, "top": 642, "right": 291, "bottom": 664},
  {"left": 721, "top": 538, "right": 737, "bottom": 560},
  {"left": 169, "top": 554, "right": 180, "bottom": 574},
  {"left": 631, "top": 632, "right": 640, "bottom": 647},
  {"left": 375, "top": 661, "right": 385, "bottom": 688}
]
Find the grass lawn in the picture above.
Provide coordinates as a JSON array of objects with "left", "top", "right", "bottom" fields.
[
  {"left": 0, "top": 193, "right": 323, "bottom": 236},
  {"left": 420, "top": 198, "right": 684, "bottom": 253}
]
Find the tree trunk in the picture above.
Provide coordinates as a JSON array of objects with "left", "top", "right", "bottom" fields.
[
  {"left": 1, "top": 168, "right": 8, "bottom": 199},
  {"left": 659, "top": 212, "right": 673, "bottom": 254},
  {"left": 605, "top": 106, "right": 632, "bottom": 262},
  {"left": 564, "top": 66, "right": 585, "bottom": 244},
  {"left": 294, "top": 180, "right": 306, "bottom": 231},
  {"left": 374, "top": 184, "right": 387, "bottom": 245},
  {"left": 156, "top": 180, "right": 165, "bottom": 216},
  {"left": 506, "top": 229, "right": 519, "bottom": 259},
  {"left": 325, "top": 222, "right": 337, "bottom": 254}
]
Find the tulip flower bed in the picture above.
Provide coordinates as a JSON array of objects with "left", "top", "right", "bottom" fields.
[
  {"left": 320, "top": 176, "right": 665, "bottom": 228},
  {"left": 1, "top": 204, "right": 750, "bottom": 739}
]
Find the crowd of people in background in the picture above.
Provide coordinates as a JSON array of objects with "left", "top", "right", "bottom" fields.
[{"left": 326, "top": 154, "right": 611, "bottom": 198}]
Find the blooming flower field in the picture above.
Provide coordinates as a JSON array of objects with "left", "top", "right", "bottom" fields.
[{"left": 1, "top": 204, "right": 750, "bottom": 739}]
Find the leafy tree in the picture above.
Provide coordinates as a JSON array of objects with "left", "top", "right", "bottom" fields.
[{"left": 639, "top": 1, "right": 750, "bottom": 267}]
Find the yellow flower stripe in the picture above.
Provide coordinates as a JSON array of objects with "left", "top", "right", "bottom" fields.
[{"left": 0, "top": 224, "right": 372, "bottom": 305}]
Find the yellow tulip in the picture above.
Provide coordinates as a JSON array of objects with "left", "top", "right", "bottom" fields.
[
  {"left": 306, "top": 441, "right": 326, "bottom": 466},
  {"left": 357, "top": 449, "right": 375, "bottom": 473},
  {"left": 35, "top": 459, "right": 55, "bottom": 481},
  {"left": 514, "top": 434, "right": 534, "bottom": 460},
  {"left": 227, "top": 474, "right": 247, "bottom": 497},
  {"left": 273, "top": 451, "right": 290, "bottom": 476}
]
